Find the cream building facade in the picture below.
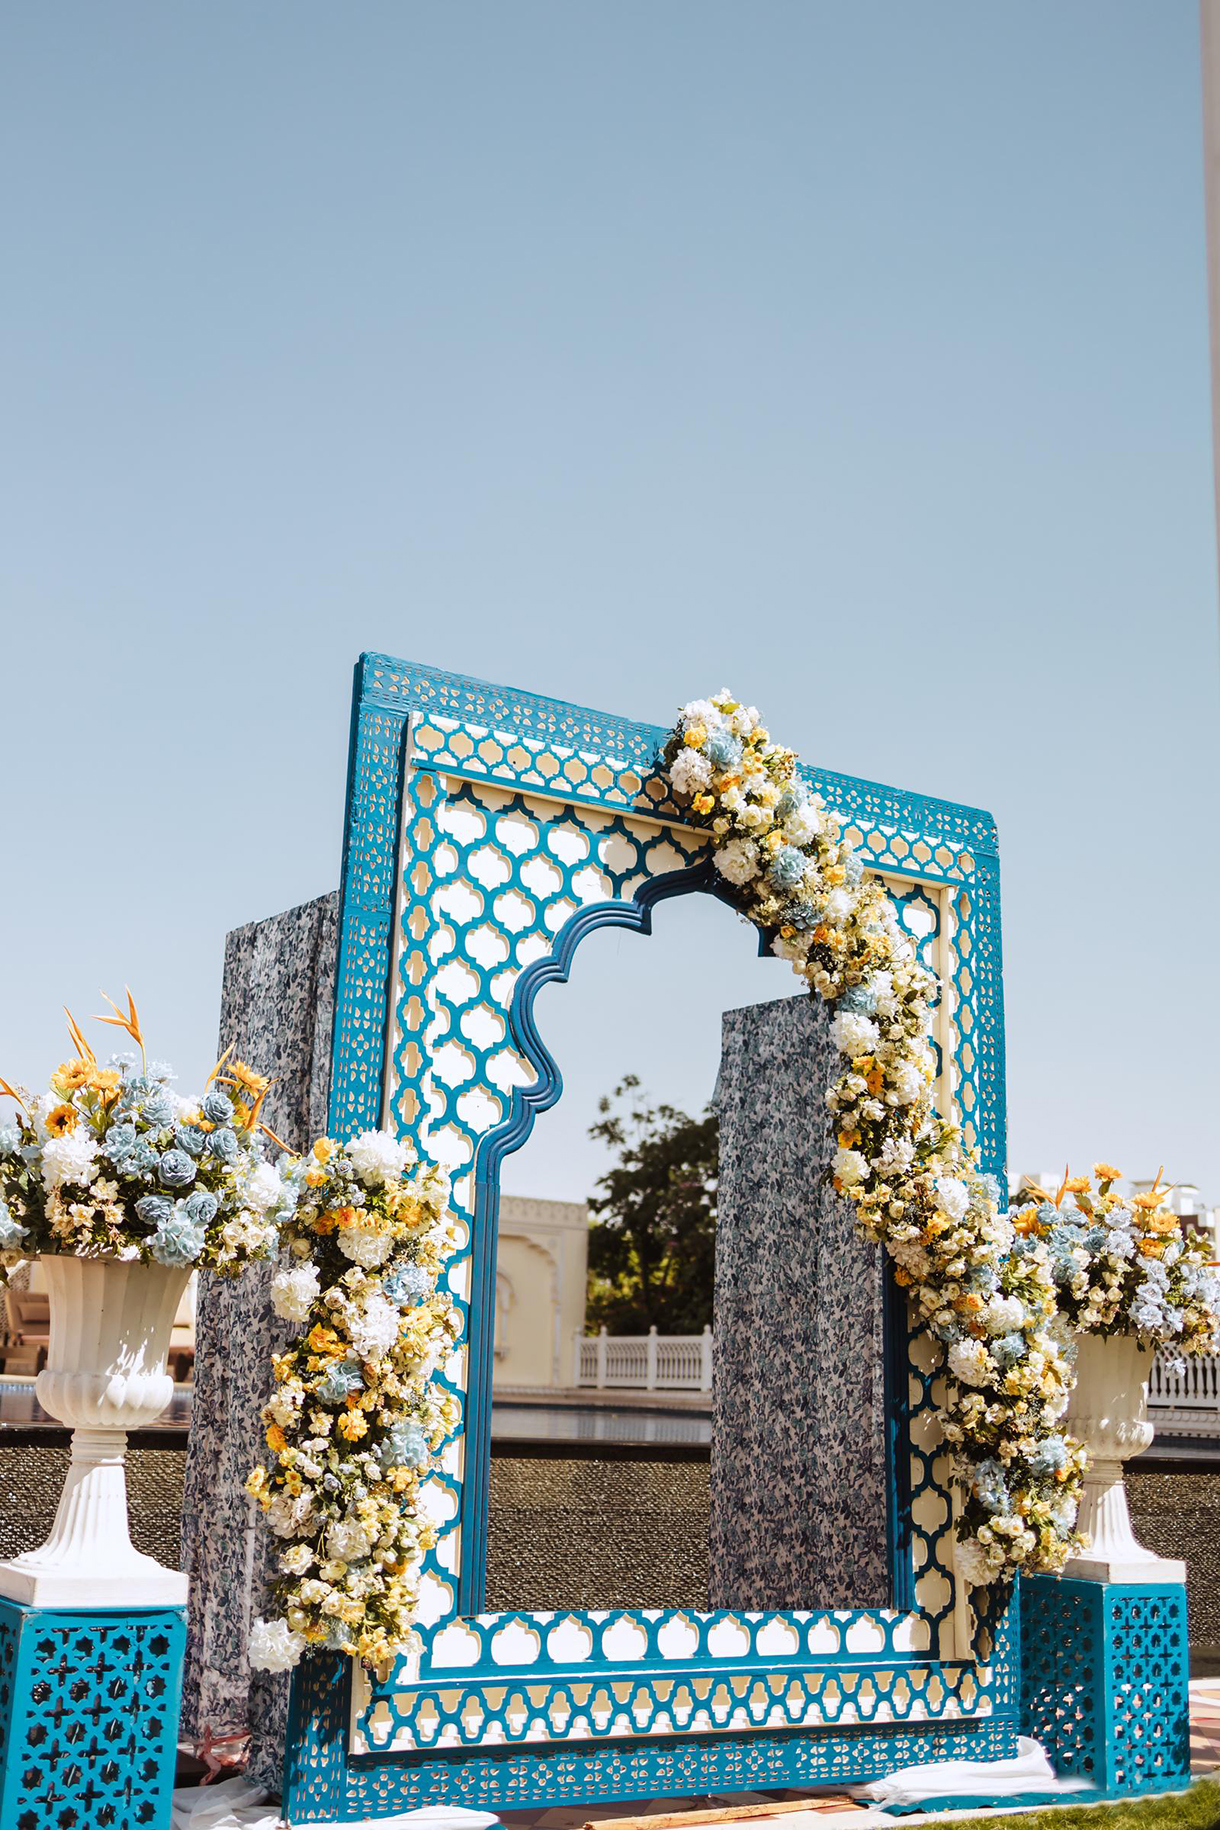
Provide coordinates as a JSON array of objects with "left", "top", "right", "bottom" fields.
[{"left": 494, "top": 1195, "right": 589, "bottom": 1389}]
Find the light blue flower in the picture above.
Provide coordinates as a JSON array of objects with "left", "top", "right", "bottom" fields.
[
  {"left": 0, "top": 1126, "right": 21, "bottom": 1157},
  {"left": 316, "top": 1360, "right": 365, "bottom": 1404},
  {"left": 0, "top": 1203, "right": 27, "bottom": 1249},
  {"left": 377, "top": 1419, "right": 430, "bottom": 1471},
  {"left": 979, "top": 1174, "right": 1002, "bottom": 1207},
  {"left": 148, "top": 1061, "right": 176, "bottom": 1083},
  {"left": 705, "top": 729, "right": 743, "bottom": 770},
  {"left": 844, "top": 852, "right": 865, "bottom": 886},
  {"left": 126, "top": 1140, "right": 161, "bottom": 1180},
  {"left": 158, "top": 1149, "right": 196, "bottom": 1189},
  {"left": 102, "top": 1122, "right": 139, "bottom": 1165},
  {"left": 973, "top": 1458, "right": 1010, "bottom": 1514},
  {"left": 202, "top": 1090, "right": 234, "bottom": 1126},
  {"left": 383, "top": 1262, "right": 432, "bottom": 1308},
  {"left": 837, "top": 984, "right": 876, "bottom": 1016},
  {"left": 991, "top": 1333, "right": 1026, "bottom": 1370},
  {"left": 767, "top": 846, "right": 808, "bottom": 893},
  {"left": 150, "top": 1205, "right": 207, "bottom": 1267},
  {"left": 205, "top": 1128, "right": 239, "bottom": 1164},
  {"left": 135, "top": 1194, "right": 175, "bottom": 1227},
  {"left": 775, "top": 789, "right": 802, "bottom": 821},
  {"left": 140, "top": 1091, "right": 175, "bottom": 1130},
  {"left": 964, "top": 1263, "right": 999, "bottom": 1295},
  {"left": 1027, "top": 1434, "right": 1069, "bottom": 1479},
  {"left": 175, "top": 1125, "right": 206, "bottom": 1158},
  {"left": 782, "top": 899, "right": 819, "bottom": 932},
  {"left": 182, "top": 1189, "right": 218, "bottom": 1227}
]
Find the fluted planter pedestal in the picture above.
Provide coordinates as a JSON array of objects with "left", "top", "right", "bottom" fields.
[
  {"left": 0, "top": 1254, "right": 190, "bottom": 1607},
  {"left": 1062, "top": 1330, "right": 1185, "bottom": 1585}
]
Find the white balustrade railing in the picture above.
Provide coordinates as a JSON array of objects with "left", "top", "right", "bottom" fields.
[
  {"left": 573, "top": 1326, "right": 713, "bottom": 1393},
  {"left": 1148, "top": 1350, "right": 1220, "bottom": 1436}
]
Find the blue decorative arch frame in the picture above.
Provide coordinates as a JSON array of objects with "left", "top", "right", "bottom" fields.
[{"left": 279, "top": 654, "right": 1016, "bottom": 1824}]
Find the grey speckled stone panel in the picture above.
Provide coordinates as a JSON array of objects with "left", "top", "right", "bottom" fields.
[
  {"left": 710, "top": 995, "right": 888, "bottom": 1611},
  {"left": 180, "top": 891, "right": 338, "bottom": 1781}
]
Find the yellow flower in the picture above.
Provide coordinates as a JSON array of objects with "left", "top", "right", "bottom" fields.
[
  {"left": 52, "top": 1059, "right": 93, "bottom": 1093},
  {"left": 337, "top": 1411, "right": 368, "bottom": 1441},
  {"left": 245, "top": 1466, "right": 269, "bottom": 1499},
  {"left": 265, "top": 1423, "right": 287, "bottom": 1453},
  {"left": 1093, "top": 1162, "right": 1122, "bottom": 1182},
  {"left": 229, "top": 1061, "right": 271, "bottom": 1096},
  {"left": 308, "top": 1324, "right": 342, "bottom": 1354},
  {"left": 683, "top": 724, "right": 707, "bottom": 748},
  {"left": 45, "top": 1104, "right": 78, "bottom": 1137},
  {"left": 313, "top": 1138, "right": 336, "bottom": 1163}
]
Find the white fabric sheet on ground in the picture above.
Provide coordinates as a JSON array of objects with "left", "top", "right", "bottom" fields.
[
  {"left": 848, "top": 1737, "right": 1089, "bottom": 1810},
  {"left": 170, "top": 1779, "right": 501, "bottom": 1830}
]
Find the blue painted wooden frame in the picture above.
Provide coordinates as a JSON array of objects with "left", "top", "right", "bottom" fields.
[{"left": 279, "top": 654, "right": 1013, "bottom": 1823}]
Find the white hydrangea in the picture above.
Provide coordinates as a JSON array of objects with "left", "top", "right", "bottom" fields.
[
  {"left": 823, "top": 888, "right": 855, "bottom": 928},
  {"left": 831, "top": 1011, "right": 880, "bottom": 1059},
  {"left": 728, "top": 704, "right": 759, "bottom": 736},
  {"left": 669, "top": 748, "right": 713, "bottom": 796},
  {"left": 782, "top": 801, "right": 821, "bottom": 846},
  {"left": 980, "top": 1294, "right": 1025, "bottom": 1335},
  {"left": 948, "top": 1339, "right": 993, "bottom": 1388},
  {"left": 248, "top": 1616, "right": 307, "bottom": 1672},
  {"left": 243, "top": 1161, "right": 286, "bottom": 1215},
  {"left": 935, "top": 1176, "right": 970, "bottom": 1221},
  {"left": 887, "top": 1061, "right": 923, "bottom": 1106},
  {"left": 270, "top": 1262, "right": 321, "bottom": 1323},
  {"left": 346, "top": 1130, "right": 410, "bottom": 1189},
  {"left": 327, "top": 1519, "right": 372, "bottom": 1563},
  {"left": 955, "top": 1537, "right": 995, "bottom": 1585},
  {"left": 266, "top": 1491, "right": 317, "bottom": 1538},
  {"left": 681, "top": 698, "right": 718, "bottom": 726},
  {"left": 347, "top": 1292, "right": 402, "bottom": 1361},
  {"left": 713, "top": 838, "right": 759, "bottom": 886},
  {"left": 337, "top": 1225, "right": 395, "bottom": 1268},
  {"left": 40, "top": 1130, "right": 100, "bottom": 1192},
  {"left": 833, "top": 1147, "right": 869, "bottom": 1189}
]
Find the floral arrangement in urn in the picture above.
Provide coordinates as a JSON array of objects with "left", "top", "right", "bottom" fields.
[
  {"left": 247, "top": 1128, "right": 460, "bottom": 1672},
  {"left": 1013, "top": 1165, "right": 1220, "bottom": 1360},
  {"left": 0, "top": 994, "right": 294, "bottom": 1273}
]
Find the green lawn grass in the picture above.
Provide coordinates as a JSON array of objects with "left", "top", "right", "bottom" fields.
[{"left": 922, "top": 1779, "right": 1220, "bottom": 1828}]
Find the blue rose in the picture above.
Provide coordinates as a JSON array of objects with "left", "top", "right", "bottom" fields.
[
  {"left": 135, "top": 1194, "right": 175, "bottom": 1227},
  {"left": 102, "top": 1122, "right": 138, "bottom": 1165},
  {"left": 202, "top": 1090, "right": 234, "bottom": 1126},
  {"left": 140, "top": 1092, "right": 175, "bottom": 1130},
  {"left": 182, "top": 1189, "right": 218, "bottom": 1227},
  {"left": 837, "top": 984, "right": 877, "bottom": 1017},
  {"left": 158, "top": 1150, "right": 196, "bottom": 1189},
  {"left": 127, "top": 1140, "right": 161, "bottom": 1180},
  {"left": 205, "top": 1128, "right": 239, "bottom": 1164},
  {"left": 175, "top": 1125, "right": 206, "bottom": 1158}
]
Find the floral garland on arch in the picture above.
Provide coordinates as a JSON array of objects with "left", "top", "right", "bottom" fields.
[
  {"left": 663, "top": 691, "right": 1086, "bottom": 1583},
  {"left": 247, "top": 1130, "right": 460, "bottom": 1672}
]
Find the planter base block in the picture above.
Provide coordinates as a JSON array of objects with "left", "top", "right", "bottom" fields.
[{"left": 0, "top": 1550, "right": 188, "bottom": 1607}]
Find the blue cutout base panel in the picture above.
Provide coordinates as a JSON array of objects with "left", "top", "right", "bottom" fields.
[
  {"left": 0, "top": 1598, "right": 186, "bottom": 1830},
  {"left": 1020, "top": 1576, "right": 1191, "bottom": 1796}
]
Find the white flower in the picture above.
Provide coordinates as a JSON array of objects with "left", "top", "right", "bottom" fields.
[
  {"left": 782, "top": 802, "right": 821, "bottom": 846},
  {"left": 243, "top": 1162, "right": 285, "bottom": 1215},
  {"left": 346, "top": 1130, "right": 410, "bottom": 1190},
  {"left": 823, "top": 889, "right": 854, "bottom": 928},
  {"left": 980, "top": 1294, "right": 1025, "bottom": 1335},
  {"left": 833, "top": 1147, "right": 869, "bottom": 1189},
  {"left": 337, "top": 1225, "right": 395, "bottom": 1268},
  {"left": 41, "top": 1130, "right": 100, "bottom": 1192},
  {"left": 713, "top": 839, "right": 759, "bottom": 886},
  {"left": 831, "top": 1011, "right": 879, "bottom": 1058},
  {"left": 935, "top": 1177, "right": 970, "bottom": 1221},
  {"left": 887, "top": 1062, "right": 923, "bottom": 1106},
  {"left": 669, "top": 748, "right": 713, "bottom": 796},
  {"left": 681, "top": 698, "right": 718, "bottom": 727},
  {"left": 327, "top": 1519, "right": 372, "bottom": 1562},
  {"left": 270, "top": 1262, "right": 321, "bottom": 1323},
  {"left": 956, "top": 1537, "right": 997, "bottom": 1585},
  {"left": 729, "top": 705, "right": 759, "bottom": 736},
  {"left": 948, "top": 1340, "right": 993, "bottom": 1387},
  {"left": 771, "top": 933, "right": 810, "bottom": 962},
  {"left": 347, "top": 1292, "right": 402, "bottom": 1362},
  {"left": 280, "top": 1543, "right": 314, "bottom": 1575},
  {"left": 266, "top": 1492, "right": 316, "bottom": 1538},
  {"left": 248, "top": 1617, "right": 307, "bottom": 1672}
]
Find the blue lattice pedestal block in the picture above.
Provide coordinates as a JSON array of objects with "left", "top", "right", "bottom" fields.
[
  {"left": 0, "top": 1599, "right": 185, "bottom": 1830},
  {"left": 1020, "top": 1576, "right": 1190, "bottom": 1797}
]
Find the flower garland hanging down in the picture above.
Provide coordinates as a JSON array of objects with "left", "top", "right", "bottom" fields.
[
  {"left": 663, "top": 693, "right": 1086, "bottom": 1583},
  {"left": 247, "top": 1130, "right": 460, "bottom": 1672}
]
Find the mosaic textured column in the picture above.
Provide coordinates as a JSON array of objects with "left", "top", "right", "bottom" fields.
[
  {"left": 1020, "top": 1576, "right": 1191, "bottom": 1796},
  {"left": 180, "top": 893, "right": 337, "bottom": 1783},
  {"left": 710, "top": 995, "right": 888, "bottom": 1611}
]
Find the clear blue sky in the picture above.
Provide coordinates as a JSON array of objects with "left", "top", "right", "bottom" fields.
[{"left": 3, "top": 3, "right": 1218, "bottom": 1204}]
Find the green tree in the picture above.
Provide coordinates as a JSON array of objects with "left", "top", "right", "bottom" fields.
[{"left": 585, "top": 1075, "right": 718, "bottom": 1333}]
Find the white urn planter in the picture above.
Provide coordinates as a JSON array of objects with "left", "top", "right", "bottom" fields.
[
  {"left": 1062, "top": 1329, "right": 1185, "bottom": 1585},
  {"left": 0, "top": 1254, "right": 190, "bottom": 1606}
]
